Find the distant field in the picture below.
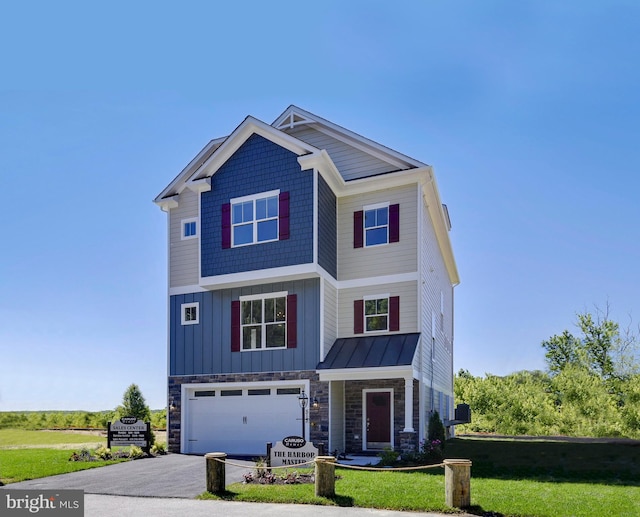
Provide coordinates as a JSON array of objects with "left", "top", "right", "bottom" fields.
[{"left": 0, "top": 429, "right": 106, "bottom": 449}]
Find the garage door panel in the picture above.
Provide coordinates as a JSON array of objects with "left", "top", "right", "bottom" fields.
[{"left": 186, "top": 388, "right": 303, "bottom": 455}]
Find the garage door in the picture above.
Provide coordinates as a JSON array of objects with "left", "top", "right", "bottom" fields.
[{"left": 185, "top": 385, "right": 303, "bottom": 455}]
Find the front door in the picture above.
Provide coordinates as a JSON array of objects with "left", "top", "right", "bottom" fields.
[{"left": 365, "top": 391, "right": 391, "bottom": 450}]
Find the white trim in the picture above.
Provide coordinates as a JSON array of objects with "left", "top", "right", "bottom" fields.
[
  {"left": 180, "top": 217, "right": 198, "bottom": 240},
  {"left": 363, "top": 388, "right": 394, "bottom": 451},
  {"left": 180, "top": 302, "right": 199, "bottom": 325},
  {"left": 362, "top": 201, "right": 390, "bottom": 211},
  {"left": 319, "top": 279, "right": 325, "bottom": 362},
  {"left": 317, "top": 365, "right": 414, "bottom": 382},
  {"left": 239, "top": 290, "right": 288, "bottom": 302},
  {"left": 238, "top": 291, "right": 289, "bottom": 351},
  {"left": 231, "top": 189, "right": 281, "bottom": 248},
  {"left": 230, "top": 189, "right": 280, "bottom": 205},
  {"left": 169, "top": 284, "right": 208, "bottom": 296},
  {"left": 337, "top": 272, "right": 418, "bottom": 290}
]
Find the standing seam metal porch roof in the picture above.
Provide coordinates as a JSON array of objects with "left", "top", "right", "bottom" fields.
[{"left": 316, "top": 333, "right": 420, "bottom": 370}]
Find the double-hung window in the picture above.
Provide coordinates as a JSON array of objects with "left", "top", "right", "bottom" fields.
[
  {"left": 231, "top": 190, "right": 279, "bottom": 247},
  {"left": 364, "top": 296, "right": 389, "bottom": 332},
  {"left": 364, "top": 204, "right": 389, "bottom": 246},
  {"left": 240, "top": 292, "right": 287, "bottom": 350}
]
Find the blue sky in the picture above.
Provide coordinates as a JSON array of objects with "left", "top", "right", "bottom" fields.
[{"left": 1, "top": 1, "right": 639, "bottom": 411}]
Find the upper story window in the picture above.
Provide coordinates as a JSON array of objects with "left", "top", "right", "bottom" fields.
[
  {"left": 181, "top": 302, "right": 199, "bottom": 325},
  {"left": 354, "top": 295, "right": 400, "bottom": 334},
  {"left": 354, "top": 203, "right": 399, "bottom": 248},
  {"left": 364, "top": 203, "right": 389, "bottom": 246},
  {"left": 364, "top": 296, "right": 389, "bottom": 331},
  {"left": 240, "top": 292, "right": 286, "bottom": 350},
  {"left": 232, "top": 190, "right": 279, "bottom": 247},
  {"left": 181, "top": 218, "right": 198, "bottom": 240},
  {"left": 222, "top": 190, "right": 290, "bottom": 249}
]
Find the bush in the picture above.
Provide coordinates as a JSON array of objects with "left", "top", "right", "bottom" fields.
[
  {"left": 94, "top": 446, "right": 112, "bottom": 460},
  {"left": 151, "top": 442, "right": 166, "bottom": 455},
  {"left": 128, "top": 445, "right": 145, "bottom": 459},
  {"left": 428, "top": 411, "right": 446, "bottom": 447}
]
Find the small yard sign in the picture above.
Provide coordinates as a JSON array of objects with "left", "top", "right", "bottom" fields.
[
  {"left": 270, "top": 436, "right": 318, "bottom": 467},
  {"left": 108, "top": 417, "right": 150, "bottom": 450}
]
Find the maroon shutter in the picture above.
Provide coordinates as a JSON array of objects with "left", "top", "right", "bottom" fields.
[
  {"left": 389, "top": 204, "right": 400, "bottom": 243},
  {"left": 389, "top": 296, "right": 400, "bottom": 331},
  {"left": 231, "top": 300, "right": 240, "bottom": 352},
  {"left": 354, "top": 299, "right": 364, "bottom": 334},
  {"left": 279, "top": 192, "right": 290, "bottom": 240},
  {"left": 354, "top": 210, "right": 364, "bottom": 248},
  {"left": 222, "top": 203, "right": 231, "bottom": 249},
  {"left": 286, "top": 294, "right": 297, "bottom": 348}
]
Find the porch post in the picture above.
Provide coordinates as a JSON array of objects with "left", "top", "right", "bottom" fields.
[{"left": 403, "top": 376, "right": 414, "bottom": 432}]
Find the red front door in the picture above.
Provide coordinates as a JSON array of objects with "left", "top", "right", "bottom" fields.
[{"left": 365, "top": 391, "right": 391, "bottom": 449}]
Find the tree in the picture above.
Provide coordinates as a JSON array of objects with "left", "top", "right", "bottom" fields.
[
  {"left": 541, "top": 305, "right": 639, "bottom": 380},
  {"left": 115, "top": 384, "right": 152, "bottom": 422}
]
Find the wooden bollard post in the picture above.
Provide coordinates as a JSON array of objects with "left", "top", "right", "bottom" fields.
[
  {"left": 443, "top": 459, "right": 472, "bottom": 508},
  {"left": 205, "top": 452, "right": 227, "bottom": 494},
  {"left": 314, "top": 455, "right": 336, "bottom": 497}
]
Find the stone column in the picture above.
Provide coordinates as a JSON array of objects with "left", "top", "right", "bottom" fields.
[
  {"left": 443, "top": 459, "right": 472, "bottom": 508},
  {"left": 205, "top": 452, "right": 227, "bottom": 494}
]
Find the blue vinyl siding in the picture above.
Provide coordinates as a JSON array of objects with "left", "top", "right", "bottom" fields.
[
  {"left": 170, "top": 279, "right": 320, "bottom": 375},
  {"left": 201, "top": 134, "right": 314, "bottom": 277},
  {"left": 317, "top": 173, "right": 337, "bottom": 278}
]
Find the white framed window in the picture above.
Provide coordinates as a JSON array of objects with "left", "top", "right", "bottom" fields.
[
  {"left": 181, "top": 302, "right": 199, "bottom": 325},
  {"left": 231, "top": 190, "right": 279, "bottom": 247},
  {"left": 363, "top": 202, "right": 389, "bottom": 247},
  {"left": 364, "top": 294, "right": 389, "bottom": 332},
  {"left": 240, "top": 291, "right": 287, "bottom": 350},
  {"left": 181, "top": 217, "right": 198, "bottom": 240}
]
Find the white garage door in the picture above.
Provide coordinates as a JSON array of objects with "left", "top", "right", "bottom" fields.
[{"left": 185, "top": 385, "right": 303, "bottom": 455}]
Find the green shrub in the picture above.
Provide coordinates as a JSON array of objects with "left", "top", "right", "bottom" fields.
[
  {"left": 428, "top": 411, "right": 446, "bottom": 447},
  {"left": 128, "top": 445, "right": 144, "bottom": 459}
]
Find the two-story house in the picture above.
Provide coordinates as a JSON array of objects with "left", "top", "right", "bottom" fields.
[{"left": 154, "top": 106, "right": 459, "bottom": 456}]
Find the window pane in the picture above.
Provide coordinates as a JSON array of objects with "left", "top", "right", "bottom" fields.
[
  {"left": 264, "top": 298, "right": 275, "bottom": 323},
  {"left": 364, "top": 209, "right": 376, "bottom": 228},
  {"left": 256, "top": 198, "right": 267, "bottom": 219},
  {"left": 267, "top": 196, "right": 278, "bottom": 217},
  {"left": 242, "top": 301, "right": 252, "bottom": 325},
  {"left": 243, "top": 326, "right": 261, "bottom": 349},
  {"left": 275, "top": 297, "right": 286, "bottom": 321},
  {"left": 366, "top": 315, "right": 388, "bottom": 331},
  {"left": 232, "top": 203, "right": 243, "bottom": 224},
  {"left": 266, "top": 323, "right": 286, "bottom": 348},
  {"left": 234, "top": 224, "right": 253, "bottom": 245},
  {"left": 257, "top": 219, "right": 277, "bottom": 242},
  {"left": 377, "top": 298, "right": 388, "bottom": 314},
  {"left": 242, "top": 201, "right": 253, "bottom": 222},
  {"left": 366, "top": 227, "right": 387, "bottom": 246},
  {"left": 251, "top": 299, "right": 262, "bottom": 324},
  {"left": 365, "top": 299, "right": 377, "bottom": 315},
  {"left": 377, "top": 207, "right": 388, "bottom": 226}
]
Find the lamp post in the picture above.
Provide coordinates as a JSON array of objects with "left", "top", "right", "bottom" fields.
[{"left": 298, "top": 390, "right": 309, "bottom": 440}]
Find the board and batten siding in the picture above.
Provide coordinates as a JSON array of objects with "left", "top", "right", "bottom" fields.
[
  {"left": 337, "top": 186, "right": 418, "bottom": 281},
  {"left": 170, "top": 278, "right": 320, "bottom": 376},
  {"left": 169, "top": 188, "right": 199, "bottom": 288},
  {"left": 337, "top": 281, "right": 418, "bottom": 338},
  {"left": 420, "top": 194, "right": 455, "bottom": 402},
  {"left": 286, "top": 126, "right": 398, "bottom": 181}
]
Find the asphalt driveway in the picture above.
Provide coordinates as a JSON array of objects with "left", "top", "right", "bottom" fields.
[{"left": 1, "top": 453, "right": 252, "bottom": 498}]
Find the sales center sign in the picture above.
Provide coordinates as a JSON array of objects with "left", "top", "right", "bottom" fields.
[
  {"left": 270, "top": 436, "right": 318, "bottom": 466},
  {"left": 107, "top": 417, "right": 149, "bottom": 448}
]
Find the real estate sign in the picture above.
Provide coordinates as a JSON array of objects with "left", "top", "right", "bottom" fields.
[
  {"left": 107, "top": 417, "right": 150, "bottom": 450},
  {"left": 270, "top": 436, "right": 318, "bottom": 467}
]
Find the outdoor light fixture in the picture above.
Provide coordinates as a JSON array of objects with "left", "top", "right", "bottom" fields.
[
  {"left": 298, "top": 390, "right": 309, "bottom": 440},
  {"left": 312, "top": 397, "right": 319, "bottom": 408}
]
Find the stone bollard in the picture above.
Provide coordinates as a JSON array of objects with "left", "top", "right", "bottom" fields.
[
  {"left": 443, "top": 459, "right": 472, "bottom": 508},
  {"left": 205, "top": 452, "right": 227, "bottom": 494},
  {"left": 314, "top": 455, "right": 336, "bottom": 497}
]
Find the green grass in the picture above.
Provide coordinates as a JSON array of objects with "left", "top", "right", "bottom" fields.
[
  {"left": 200, "top": 437, "right": 640, "bottom": 517},
  {"left": 0, "top": 429, "right": 105, "bottom": 448},
  {"left": 0, "top": 448, "right": 126, "bottom": 484}
]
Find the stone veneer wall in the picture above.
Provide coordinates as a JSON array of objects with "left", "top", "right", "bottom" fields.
[
  {"left": 168, "top": 371, "right": 328, "bottom": 453},
  {"left": 344, "top": 378, "right": 419, "bottom": 454}
]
